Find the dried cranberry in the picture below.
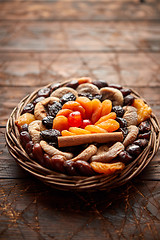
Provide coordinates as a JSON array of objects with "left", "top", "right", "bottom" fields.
[
  {"left": 42, "top": 116, "right": 54, "bottom": 129},
  {"left": 92, "top": 80, "right": 108, "bottom": 89},
  {"left": 22, "top": 103, "right": 34, "bottom": 114},
  {"left": 65, "top": 80, "right": 79, "bottom": 89},
  {"left": 112, "top": 106, "right": 124, "bottom": 117},
  {"left": 126, "top": 144, "right": 141, "bottom": 158},
  {"left": 138, "top": 121, "right": 151, "bottom": 133},
  {"left": 37, "top": 87, "right": 51, "bottom": 98},
  {"left": 120, "top": 88, "right": 131, "bottom": 97},
  {"left": 123, "top": 95, "right": 135, "bottom": 106},
  {"left": 20, "top": 131, "right": 31, "bottom": 148}
]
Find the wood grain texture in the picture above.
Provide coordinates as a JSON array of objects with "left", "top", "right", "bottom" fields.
[
  {"left": 0, "top": 1, "right": 159, "bottom": 21},
  {"left": 0, "top": 21, "right": 159, "bottom": 52}
]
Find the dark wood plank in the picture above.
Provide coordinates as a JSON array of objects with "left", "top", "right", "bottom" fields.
[
  {"left": 0, "top": 178, "right": 160, "bottom": 239},
  {"left": 0, "top": 21, "right": 159, "bottom": 52},
  {"left": 0, "top": 1, "right": 159, "bottom": 21}
]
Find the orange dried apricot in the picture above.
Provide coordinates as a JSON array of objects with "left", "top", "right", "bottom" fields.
[
  {"left": 76, "top": 97, "right": 92, "bottom": 119},
  {"left": 56, "top": 109, "right": 73, "bottom": 118},
  {"left": 15, "top": 113, "right": 36, "bottom": 128},
  {"left": 101, "top": 99, "right": 112, "bottom": 117},
  {"left": 69, "top": 127, "right": 91, "bottom": 135},
  {"left": 61, "top": 130, "right": 76, "bottom": 136},
  {"left": 53, "top": 116, "right": 69, "bottom": 132},
  {"left": 132, "top": 98, "right": 152, "bottom": 124},
  {"left": 95, "top": 112, "right": 117, "bottom": 125},
  {"left": 78, "top": 77, "right": 92, "bottom": 85},
  {"left": 85, "top": 125, "right": 107, "bottom": 133},
  {"left": 97, "top": 119, "right": 120, "bottom": 132},
  {"left": 90, "top": 162, "right": 125, "bottom": 174},
  {"left": 91, "top": 99, "right": 102, "bottom": 124},
  {"left": 62, "top": 101, "right": 86, "bottom": 119}
]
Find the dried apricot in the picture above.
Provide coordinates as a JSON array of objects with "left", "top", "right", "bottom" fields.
[
  {"left": 76, "top": 97, "right": 92, "bottom": 119},
  {"left": 61, "top": 130, "right": 76, "bottom": 136},
  {"left": 69, "top": 127, "right": 91, "bottom": 135},
  {"left": 85, "top": 125, "right": 107, "bottom": 133},
  {"left": 15, "top": 113, "right": 36, "bottom": 128},
  {"left": 53, "top": 115, "right": 69, "bottom": 132},
  {"left": 132, "top": 98, "right": 152, "bottom": 124},
  {"left": 56, "top": 109, "right": 73, "bottom": 118},
  {"left": 62, "top": 101, "right": 86, "bottom": 119},
  {"left": 91, "top": 99, "right": 102, "bottom": 124},
  {"left": 90, "top": 162, "right": 125, "bottom": 174},
  {"left": 97, "top": 119, "right": 120, "bottom": 132},
  {"left": 78, "top": 77, "right": 92, "bottom": 85},
  {"left": 101, "top": 100, "right": 112, "bottom": 116},
  {"left": 95, "top": 112, "right": 116, "bottom": 125}
]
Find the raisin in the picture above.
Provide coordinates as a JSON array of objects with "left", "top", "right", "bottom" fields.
[
  {"left": 73, "top": 160, "right": 94, "bottom": 176},
  {"left": 120, "top": 88, "right": 131, "bottom": 97},
  {"left": 126, "top": 144, "right": 141, "bottom": 158},
  {"left": 138, "top": 131, "right": 151, "bottom": 140},
  {"left": 20, "top": 124, "right": 29, "bottom": 132},
  {"left": 139, "top": 121, "right": 151, "bottom": 133},
  {"left": 108, "top": 83, "right": 122, "bottom": 90},
  {"left": 37, "top": 87, "right": 51, "bottom": 98},
  {"left": 133, "top": 139, "right": 148, "bottom": 149},
  {"left": 22, "top": 103, "right": 34, "bottom": 114},
  {"left": 118, "top": 150, "right": 133, "bottom": 164},
  {"left": 92, "top": 80, "right": 108, "bottom": 89},
  {"left": 59, "top": 92, "right": 76, "bottom": 105},
  {"left": 40, "top": 129, "right": 61, "bottom": 143},
  {"left": 116, "top": 117, "right": 127, "bottom": 128},
  {"left": 65, "top": 80, "right": 79, "bottom": 89},
  {"left": 32, "top": 96, "right": 45, "bottom": 106},
  {"left": 20, "top": 131, "right": 31, "bottom": 148},
  {"left": 123, "top": 95, "right": 135, "bottom": 106},
  {"left": 42, "top": 116, "right": 54, "bottom": 129},
  {"left": 112, "top": 106, "right": 124, "bottom": 117},
  {"left": 48, "top": 101, "right": 62, "bottom": 118},
  {"left": 64, "top": 160, "right": 78, "bottom": 176}
]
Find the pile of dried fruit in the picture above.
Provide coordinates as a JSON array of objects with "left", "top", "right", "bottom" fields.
[{"left": 15, "top": 77, "right": 152, "bottom": 176}]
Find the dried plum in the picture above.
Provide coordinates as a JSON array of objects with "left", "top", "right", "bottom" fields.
[
  {"left": 116, "top": 117, "right": 127, "bottom": 128},
  {"left": 126, "top": 144, "right": 141, "bottom": 157},
  {"left": 119, "top": 127, "right": 128, "bottom": 139},
  {"left": 50, "top": 83, "right": 61, "bottom": 92},
  {"left": 22, "top": 103, "right": 34, "bottom": 114},
  {"left": 123, "top": 95, "right": 135, "bottom": 106},
  {"left": 138, "top": 121, "right": 151, "bottom": 133},
  {"left": 92, "top": 80, "right": 108, "bottom": 89},
  {"left": 65, "top": 80, "right": 79, "bottom": 89},
  {"left": 64, "top": 160, "right": 78, "bottom": 176},
  {"left": 42, "top": 116, "right": 54, "bottom": 129},
  {"left": 138, "top": 131, "right": 151, "bottom": 140},
  {"left": 73, "top": 160, "right": 94, "bottom": 176},
  {"left": 108, "top": 83, "right": 122, "bottom": 90},
  {"left": 32, "top": 96, "right": 45, "bottom": 106},
  {"left": 20, "top": 124, "right": 29, "bottom": 132},
  {"left": 60, "top": 92, "right": 76, "bottom": 105},
  {"left": 37, "top": 87, "right": 51, "bottom": 98},
  {"left": 133, "top": 139, "right": 148, "bottom": 149},
  {"left": 79, "top": 92, "right": 102, "bottom": 101},
  {"left": 118, "top": 150, "right": 133, "bottom": 164},
  {"left": 112, "top": 106, "right": 124, "bottom": 117},
  {"left": 48, "top": 101, "right": 62, "bottom": 117},
  {"left": 120, "top": 88, "right": 131, "bottom": 97},
  {"left": 40, "top": 129, "right": 61, "bottom": 144}
]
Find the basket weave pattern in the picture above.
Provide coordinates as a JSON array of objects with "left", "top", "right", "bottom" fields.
[{"left": 5, "top": 82, "right": 160, "bottom": 191}]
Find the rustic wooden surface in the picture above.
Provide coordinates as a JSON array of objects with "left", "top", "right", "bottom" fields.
[{"left": 0, "top": 0, "right": 160, "bottom": 239}]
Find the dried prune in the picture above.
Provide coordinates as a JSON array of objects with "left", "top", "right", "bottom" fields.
[
  {"left": 138, "top": 131, "right": 151, "bottom": 140},
  {"left": 116, "top": 117, "right": 127, "bottom": 128},
  {"left": 138, "top": 121, "right": 151, "bottom": 133},
  {"left": 32, "top": 96, "right": 45, "bottom": 106},
  {"left": 32, "top": 143, "right": 45, "bottom": 165},
  {"left": 40, "top": 129, "right": 61, "bottom": 143},
  {"left": 126, "top": 144, "right": 141, "bottom": 157},
  {"left": 108, "top": 83, "right": 122, "bottom": 90},
  {"left": 49, "top": 155, "right": 66, "bottom": 173},
  {"left": 112, "top": 106, "right": 124, "bottom": 117},
  {"left": 118, "top": 150, "right": 133, "bottom": 164},
  {"left": 92, "top": 94, "right": 102, "bottom": 101},
  {"left": 50, "top": 83, "right": 61, "bottom": 92},
  {"left": 64, "top": 160, "right": 78, "bottom": 176},
  {"left": 20, "top": 131, "right": 31, "bottom": 148},
  {"left": 120, "top": 88, "right": 131, "bottom": 97},
  {"left": 20, "top": 124, "right": 29, "bottom": 132},
  {"left": 79, "top": 92, "right": 102, "bottom": 101},
  {"left": 59, "top": 92, "right": 76, "bottom": 105},
  {"left": 37, "top": 87, "right": 51, "bottom": 98},
  {"left": 22, "top": 103, "right": 34, "bottom": 114},
  {"left": 65, "top": 80, "right": 79, "bottom": 89},
  {"left": 133, "top": 139, "right": 148, "bottom": 149},
  {"left": 92, "top": 80, "right": 108, "bottom": 89},
  {"left": 123, "top": 95, "right": 135, "bottom": 106},
  {"left": 73, "top": 160, "right": 94, "bottom": 176},
  {"left": 48, "top": 101, "right": 62, "bottom": 118},
  {"left": 42, "top": 116, "right": 54, "bottom": 129}
]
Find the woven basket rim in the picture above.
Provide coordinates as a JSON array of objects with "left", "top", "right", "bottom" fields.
[{"left": 5, "top": 80, "right": 160, "bottom": 191}]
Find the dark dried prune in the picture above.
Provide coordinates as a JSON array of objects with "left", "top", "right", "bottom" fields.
[
  {"left": 32, "top": 96, "right": 45, "bottom": 106},
  {"left": 40, "top": 129, "right": 61, "bottom": 143},
  {"left": 112, "top": 106, "right": 124, "bottom": 117},
  {"left": 126, "top": 144, "right": 141, "bottom": 158},
  {"left": 50, "top": 83, "right": 61, "bottom": 92},
  {"left": 138, "top": 121, "right": 151, "bottom": 133},
  {"left": 120, "top": 88, "right": 131, "bottom": 97},
  {"left": 20, "top": 124, "right": 29, "bottom": 132},
  {"left": 92, "top": 94, "right": 102, "bottom": 101},
  {"left": 22, "top": 103, "right": 34, "bottom": 114},
  {"left": 49, "top": 155, "right": 66, "bottom": 173},
  {"left": 79, "top": 92, "right": 102, "bottom": 101},
  {"left": 133, "top": 139, "right": 148, "bottom": 149},
  {"left": 138, "top": 131, "right": 151, "bottom": 140},
  {"left": 37, "top": 87, "right": 51, "bottom": 98},
  {"left": 64, "top": 160, "right": 78, "bottom": 175},
  {"left": 65, "top": 80, "right": 79, "bottom": 89},
  {"left": 59, "top": 92, "right": 76, "bottom": 105},
  {"left": 108, "top": 83, "right": 122, "bottom": 90},
  {"left": 42, "top": 116, "right": 54, "bottom": 129},
  {"left": 20, "top": 131, "right": 31, "bottom": 148},
  {"left": 123, "top": 95, "right": 135, "bottom": 106},
  {"left": 119, "top": 127, "right": 128, "bottom": 139},
  {"left": 32, "top": 143, "right": 45, "bottom": 165},
  {"left": 92, "top": 80, "right": 108, "bottom": 89},
  {"left": 48, "top": 101, "right": 62, "bottom": 117},
  {"left": 118, "top": 150, "right": 133, "bottom": 164},
  {"left": 116, "top": 117, "right": 127, "bottom": 128},
  {"left": 73, "top": 160, "right": 94, "bottom": 176}
]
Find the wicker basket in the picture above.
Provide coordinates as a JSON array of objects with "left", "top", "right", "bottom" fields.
[{"left": 5, "top": 81, "right": 160, "bottom": 191}]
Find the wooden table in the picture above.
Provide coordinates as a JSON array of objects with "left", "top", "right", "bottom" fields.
[{"left": 0, "top": 0, "right": 160, "bottom": 239}]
